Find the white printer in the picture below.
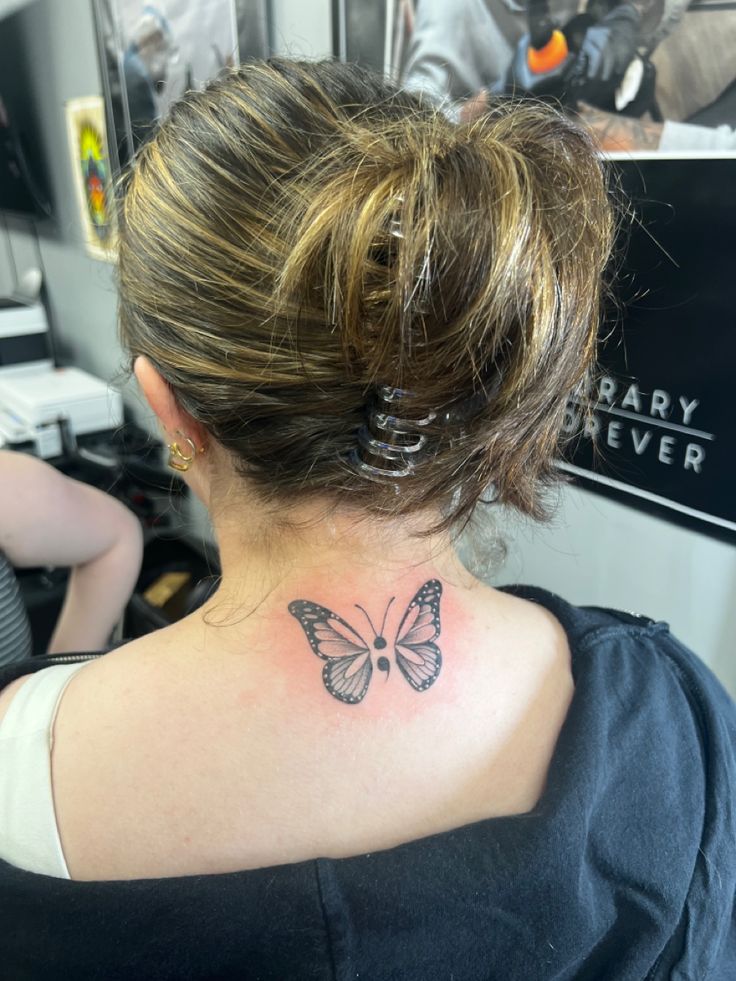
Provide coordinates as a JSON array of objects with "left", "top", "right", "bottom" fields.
[{"left": 0, "top": 300, "right": 124, "bottom": 458}]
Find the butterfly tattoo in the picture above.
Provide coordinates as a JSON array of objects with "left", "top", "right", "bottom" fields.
[{"left": 288, "top": 580, "right": 443, "bottom": 704}]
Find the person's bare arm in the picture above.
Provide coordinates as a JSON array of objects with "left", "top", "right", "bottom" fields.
[
  {"left": 0, "top": 451, "right": 143, "bottom": 653},
  {"left": 577, "top": 102, "right": 664, "bottom": 152}
]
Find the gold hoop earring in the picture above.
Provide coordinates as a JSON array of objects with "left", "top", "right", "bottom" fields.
[{"left": 167, "top": 434, "right": 198, "bottom": 473}]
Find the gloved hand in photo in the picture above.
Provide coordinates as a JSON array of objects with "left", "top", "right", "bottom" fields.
[{"left": 574, "top": 3, "right": 642, "bottom": 84}]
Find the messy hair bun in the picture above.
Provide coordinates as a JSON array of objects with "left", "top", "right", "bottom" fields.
[{"left": 119, "top": 59, "right": 614, "bottom": 529}]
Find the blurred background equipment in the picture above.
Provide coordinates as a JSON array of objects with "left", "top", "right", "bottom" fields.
[{"left": 0, "top": 1, "right": 52, "bottom": 217}]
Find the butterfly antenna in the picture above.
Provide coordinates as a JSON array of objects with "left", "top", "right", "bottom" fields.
[
  {"left": 355, "top": 604, "right": 378, "bottom": 637},
  {"left": 379, "top": 597, "right": 395, "bottom": 637}
]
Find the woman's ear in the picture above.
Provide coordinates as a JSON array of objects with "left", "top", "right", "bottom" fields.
[{"left": 133, "top": 356, "right": 207, "bottom": 450}]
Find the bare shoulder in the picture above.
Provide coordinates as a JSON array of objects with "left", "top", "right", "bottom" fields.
[
  {"left": 0, "top": 640, "right": 159, "bottom": 731},
  {"left": 50, "top": 620, "right": 215, "bottom": 753},
  {"left": 466, "top": 582, "right": 572, "bottom": 668},
  {"left": 501, "top": 587, "right": 571, "bottom": 653},
  {"left": 465, "top": 585, "right": 575, "bottom": 730}
]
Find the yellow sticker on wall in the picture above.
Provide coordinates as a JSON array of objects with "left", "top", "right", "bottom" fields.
[{"left": 65, "top": 96, "right": 117, "bottom": 261}]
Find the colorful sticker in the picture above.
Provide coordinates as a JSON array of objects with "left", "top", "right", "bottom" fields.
[{"left": 65, "top": 96, "right": 117, "bottom": 260}]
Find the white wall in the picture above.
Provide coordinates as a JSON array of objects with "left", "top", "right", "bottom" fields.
[
  {"left": 270, "top": 0, "right": 332, "bottom": 58},
  {"left": 489, "top": 486, "right": 736, "bottom": 697}
]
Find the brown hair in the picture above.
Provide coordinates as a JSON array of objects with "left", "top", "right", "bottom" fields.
[{"left": 118, "top": 59, "right": 614, "bottom": 530}]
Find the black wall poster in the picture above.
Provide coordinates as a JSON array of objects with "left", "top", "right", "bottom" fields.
[{"left": 562, "top": 158, "right": 736, "bottom": 542}]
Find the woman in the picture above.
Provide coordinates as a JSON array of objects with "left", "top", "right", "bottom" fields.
[{"left": 0, "top": 60, "right": 733, "bottom": 979}]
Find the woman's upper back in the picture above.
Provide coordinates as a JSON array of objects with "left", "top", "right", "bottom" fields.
[
  {"left": 32, "top": 584, "right": 572, "bottom": 881},
  {"left": 0, "top": 587, "right": 733, "bottom": 981}
]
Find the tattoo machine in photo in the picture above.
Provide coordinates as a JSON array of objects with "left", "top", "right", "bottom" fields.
[{"left": 496, "top": 0, "right": 661, "bottom": 119}]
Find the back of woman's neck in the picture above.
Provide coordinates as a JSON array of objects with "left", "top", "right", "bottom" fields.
[{"left": 209, "top": 500, "right": 474, "bottom": 611}]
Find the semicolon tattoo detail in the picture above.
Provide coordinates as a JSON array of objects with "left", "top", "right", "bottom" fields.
[{"left": 288, "top": 580, "right": 443, "bottom": 705}]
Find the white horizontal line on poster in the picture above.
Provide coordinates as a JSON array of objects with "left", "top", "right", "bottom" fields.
[
  {"left": 557, "top": 461, "right": 736, "bottom": 533},
  {"left": 603, "top": 151, "right": 736, "bottom": 161},
  {"left": 570, "top": 399, "right": 715, "bottom": 440}
]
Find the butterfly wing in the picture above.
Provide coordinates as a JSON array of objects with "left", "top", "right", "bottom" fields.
[
  {"left": 394, "top": 579, "right": 443, "bottom": 692},
  {"left": 288, "top": 600, "right": 373, "bottom": 704}
]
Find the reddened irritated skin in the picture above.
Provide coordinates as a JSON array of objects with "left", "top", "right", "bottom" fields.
[{"left": 281, "top": 574, "right": 462, "bottom": 721}]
